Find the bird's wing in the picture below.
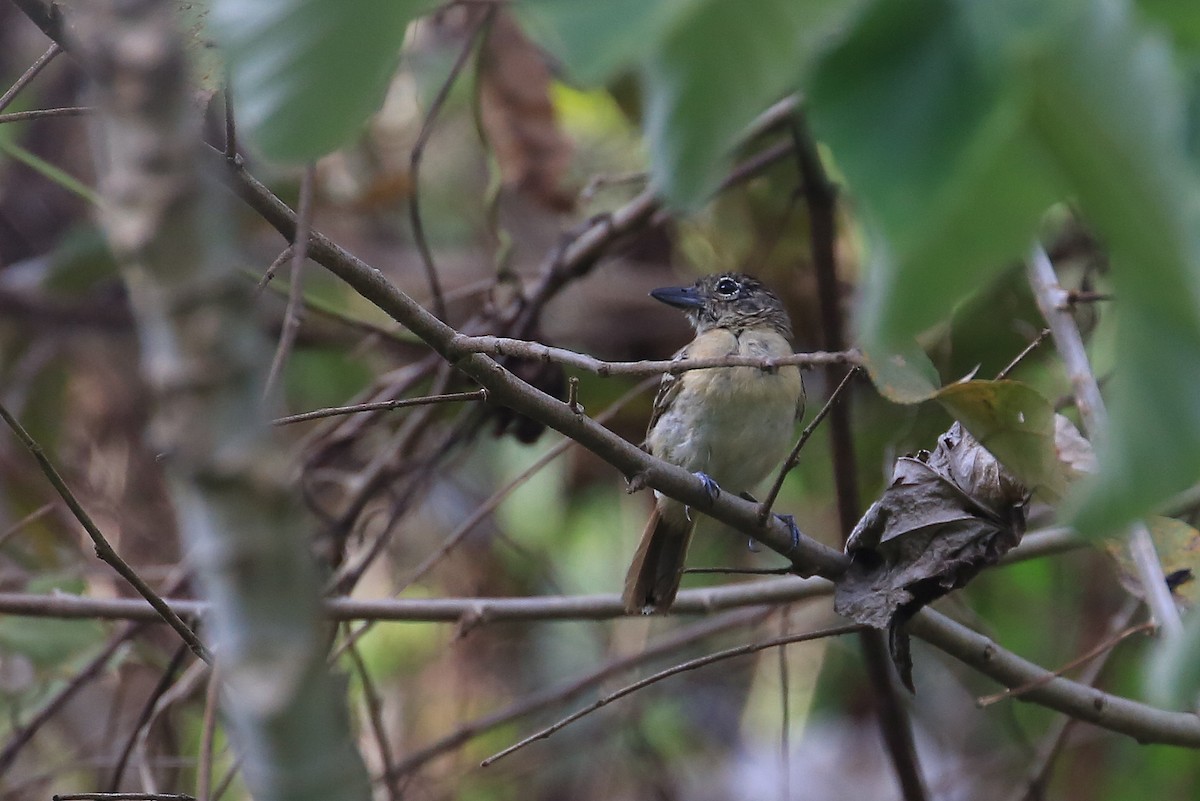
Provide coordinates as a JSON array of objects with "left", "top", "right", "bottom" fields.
[{"left": 643, "top": 341, "right": 692, "bottom": 447}]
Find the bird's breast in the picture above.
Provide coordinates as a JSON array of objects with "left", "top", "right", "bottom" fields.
[{"left": 647, "top": 329, "right": 802, "bottom": 492}]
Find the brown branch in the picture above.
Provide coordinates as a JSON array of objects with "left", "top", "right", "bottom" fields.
[
  {"left": 215, "top": 147, "right": 850, "bottom": 577},
  {"left": 0, "top": 527, "right": 1081, "bottom": 621},
  {"left": 0, "top": 576, "right": 832, "bottom": 623},
  {"left": 480, "top": 622, "right": 866, "bottom": 766},
  {"left": 452, "top": 334, "right": 857, "bottom": 376},
  {"left": 0, "top": 400, "right": 211, "bottom": 662},
  {"left": 908, "top": 607, "right": 1200, "bottom": 748}
]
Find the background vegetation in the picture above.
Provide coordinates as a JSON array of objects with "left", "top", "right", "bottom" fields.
[{"left": 1, "top": 0, "right": 1199, "bottom": 799}]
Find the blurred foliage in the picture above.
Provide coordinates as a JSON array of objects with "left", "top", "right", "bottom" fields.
[{"left": 2, "top": 0, "right": 1200, "bottom": 799}]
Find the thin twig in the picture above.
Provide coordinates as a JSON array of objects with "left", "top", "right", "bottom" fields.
[
  {"left": 254, "top": 245, "right": 293, "bottom": 293},
  {"left": 0, "top": 400, "right": 211, "bottom": 662},
  {"left": 272, "top": 389, "right": 488, "bottom": 426},
  {"left": 452, "top": 333, "right": 857, "bottom": 377},
  {"left": 995, "top": 328, "right": 1051, "bottom": 381},
  {"left": 977, "top": 621, "right": 1155, "bottom": 707},
  {"left": 107, "top": 642, "right": 192, "bottom": 790},
  {"left": 197, "top": 663, "right": 221, "bottom": 801},
  {"left": 1027, "top": 244, "right": 1182, "bottom": 637},
  {"left": 758, "top": 366, "right": 859, "bottom": 525},
  {"left": 793, "top": 112, "right": 928, "bottom": 801},
  {"left": 410, "top": 8, "right": 497, "bottom": 320},
  {"left": 481, "top": 622, "right": 865, "bottom": 766},
  {"left": 0, "top": 621, "right": 148, "bottom": 774},
  {"left": 908, "top": 606, "right": 1200, "bottom": 748},
  {"left": 343, "top": 631, "right": 402, "bottom": 801},
  {"left": 0, "top": 501, "right": 55, "bottom": 548},
  {"left": 0, "top": 42, "right": 60, "bottom": 113},
  {"left": 0, "top": 105, "right": 92, "bottom": 124},
  {"left": 262, "top": 164, "right": 315, "bottom": 402},
  {"left": 387, "top": 606, "right": 773, "bottom": 779},
  {"left": 1001, "top": 600, "right": 1141, "bottom": 801}
]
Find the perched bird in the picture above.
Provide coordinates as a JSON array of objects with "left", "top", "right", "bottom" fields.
[{"left": 623, "top": 272, "right": 805, "bottom": 614}]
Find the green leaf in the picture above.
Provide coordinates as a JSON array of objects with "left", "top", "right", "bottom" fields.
[
  {"left": 936, "top": 380, "right": 1064, "bottom": 499},
  {"left": 209, "top": 0, "right": 435, "bottom": 161},
  {"left": 1146, "top": 609, "right": 1200, "bottom": 711},
  {"left": 1023, "top": 2, "right": 1200, "bottom": 534},
  {"left": 515, "top": 0, "right": 700, "bottom": 85},
  {"left": 811, "top": 0, "right": 1200, "bottom": 534},
  {"left": 643, "top": 0, "right": 862, "bottom": 208},
  {"left": 859, "top": 338, "right": 941, "bottom": 403},
  {"left": 807, "top": 0, "right": 1059, "bottom": 352}
]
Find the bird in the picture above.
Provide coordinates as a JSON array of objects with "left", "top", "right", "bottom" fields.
[{"left": 623, "top": 272, "right": 805, "bottom": 614}]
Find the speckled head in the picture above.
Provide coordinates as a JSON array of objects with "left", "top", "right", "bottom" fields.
[{"left": 650, "top": 272, "right": 793, "bottom": 340}]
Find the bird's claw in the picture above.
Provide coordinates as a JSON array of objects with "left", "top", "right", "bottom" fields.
[
  {"left": 683, "top": 472, "right": 720, "bottom": 522},
  {"left": 775, "top": 513, "right": 802, "bottom": 552},
  {"left": 694, "top": 471, "right": 721, "bottom": 504}
]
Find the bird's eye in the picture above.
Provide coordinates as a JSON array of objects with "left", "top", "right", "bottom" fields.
[{"left": 715, "top": 277, "right": 739, "bottom": 296}]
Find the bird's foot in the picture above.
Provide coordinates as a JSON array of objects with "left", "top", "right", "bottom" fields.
[
  {"left": 775, "top": 513, "right": 802, "bottom": 552},
  {"left": 694, "top": 471, "right": 721, "bottom": 503},
  {"left": 683, "top": 471, "right": 721, "bottom": 522}
]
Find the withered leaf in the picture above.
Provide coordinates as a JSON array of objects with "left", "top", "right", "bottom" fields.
[
  {"left": 479, "top": 12, "right": 575, "bottom": 211},
  {"left": 835, "top": 422, "right": 1028, "bottom": 690}
]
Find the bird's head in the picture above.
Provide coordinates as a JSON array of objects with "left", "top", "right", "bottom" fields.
[{"left": 650, "top": 272, "right": 793, "bottom": 339}]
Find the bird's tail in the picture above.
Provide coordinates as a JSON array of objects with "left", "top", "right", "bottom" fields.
[{"left": 622, "top": 504, "right": 696, "bottom": 614}]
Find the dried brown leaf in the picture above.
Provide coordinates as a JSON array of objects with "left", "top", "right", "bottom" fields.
[
  {"left": 836, "top": 422, "right": 1028, "bottom": 689},
  {"left": 479, "top": 13, "right": 574, "bottom": 211}
]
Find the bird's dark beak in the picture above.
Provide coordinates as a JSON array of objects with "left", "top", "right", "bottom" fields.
[{"left": 649, "top": 285, "right": 704, "bottom": 310}]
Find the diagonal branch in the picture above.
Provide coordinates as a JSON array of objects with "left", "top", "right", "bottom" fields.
[
  {"left": 0, "top": 400, "right": 211, "bottom": 662},
  {"left": 214, "top": 151, "right": 850, "bottom": 579},
  {"left": 1027, "top": 245, "right": 1182, "bottom": 637}
]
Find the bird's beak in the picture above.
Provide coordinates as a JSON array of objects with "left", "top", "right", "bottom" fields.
[{"left": 649, "top": 284, "right": 704, "bottom": 310}]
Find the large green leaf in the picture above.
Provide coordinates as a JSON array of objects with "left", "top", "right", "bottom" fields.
[
  {"left": 807, "top": 0, "right": 1059, "bottom": 353},
  {"left": 515, "top": 0, "right": 700, "bottom": 86},
  {"left": 1024, "top": 2, "right": 1200, "bottom": 534},
  {"left": 859, "top": 337, "right": 941, "bottom": 404},
  {"left": 812, "top": 0, "right": 1200, "bottom": 535},
  {"left": 937, "top": 380, "right": 1065, "bottom": 500},
  {"left": 209, "top": 0, "right": 435, "bottom": 161},
  {"left": 643, "top": 0, "right": 863, "bottom": 208}
]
